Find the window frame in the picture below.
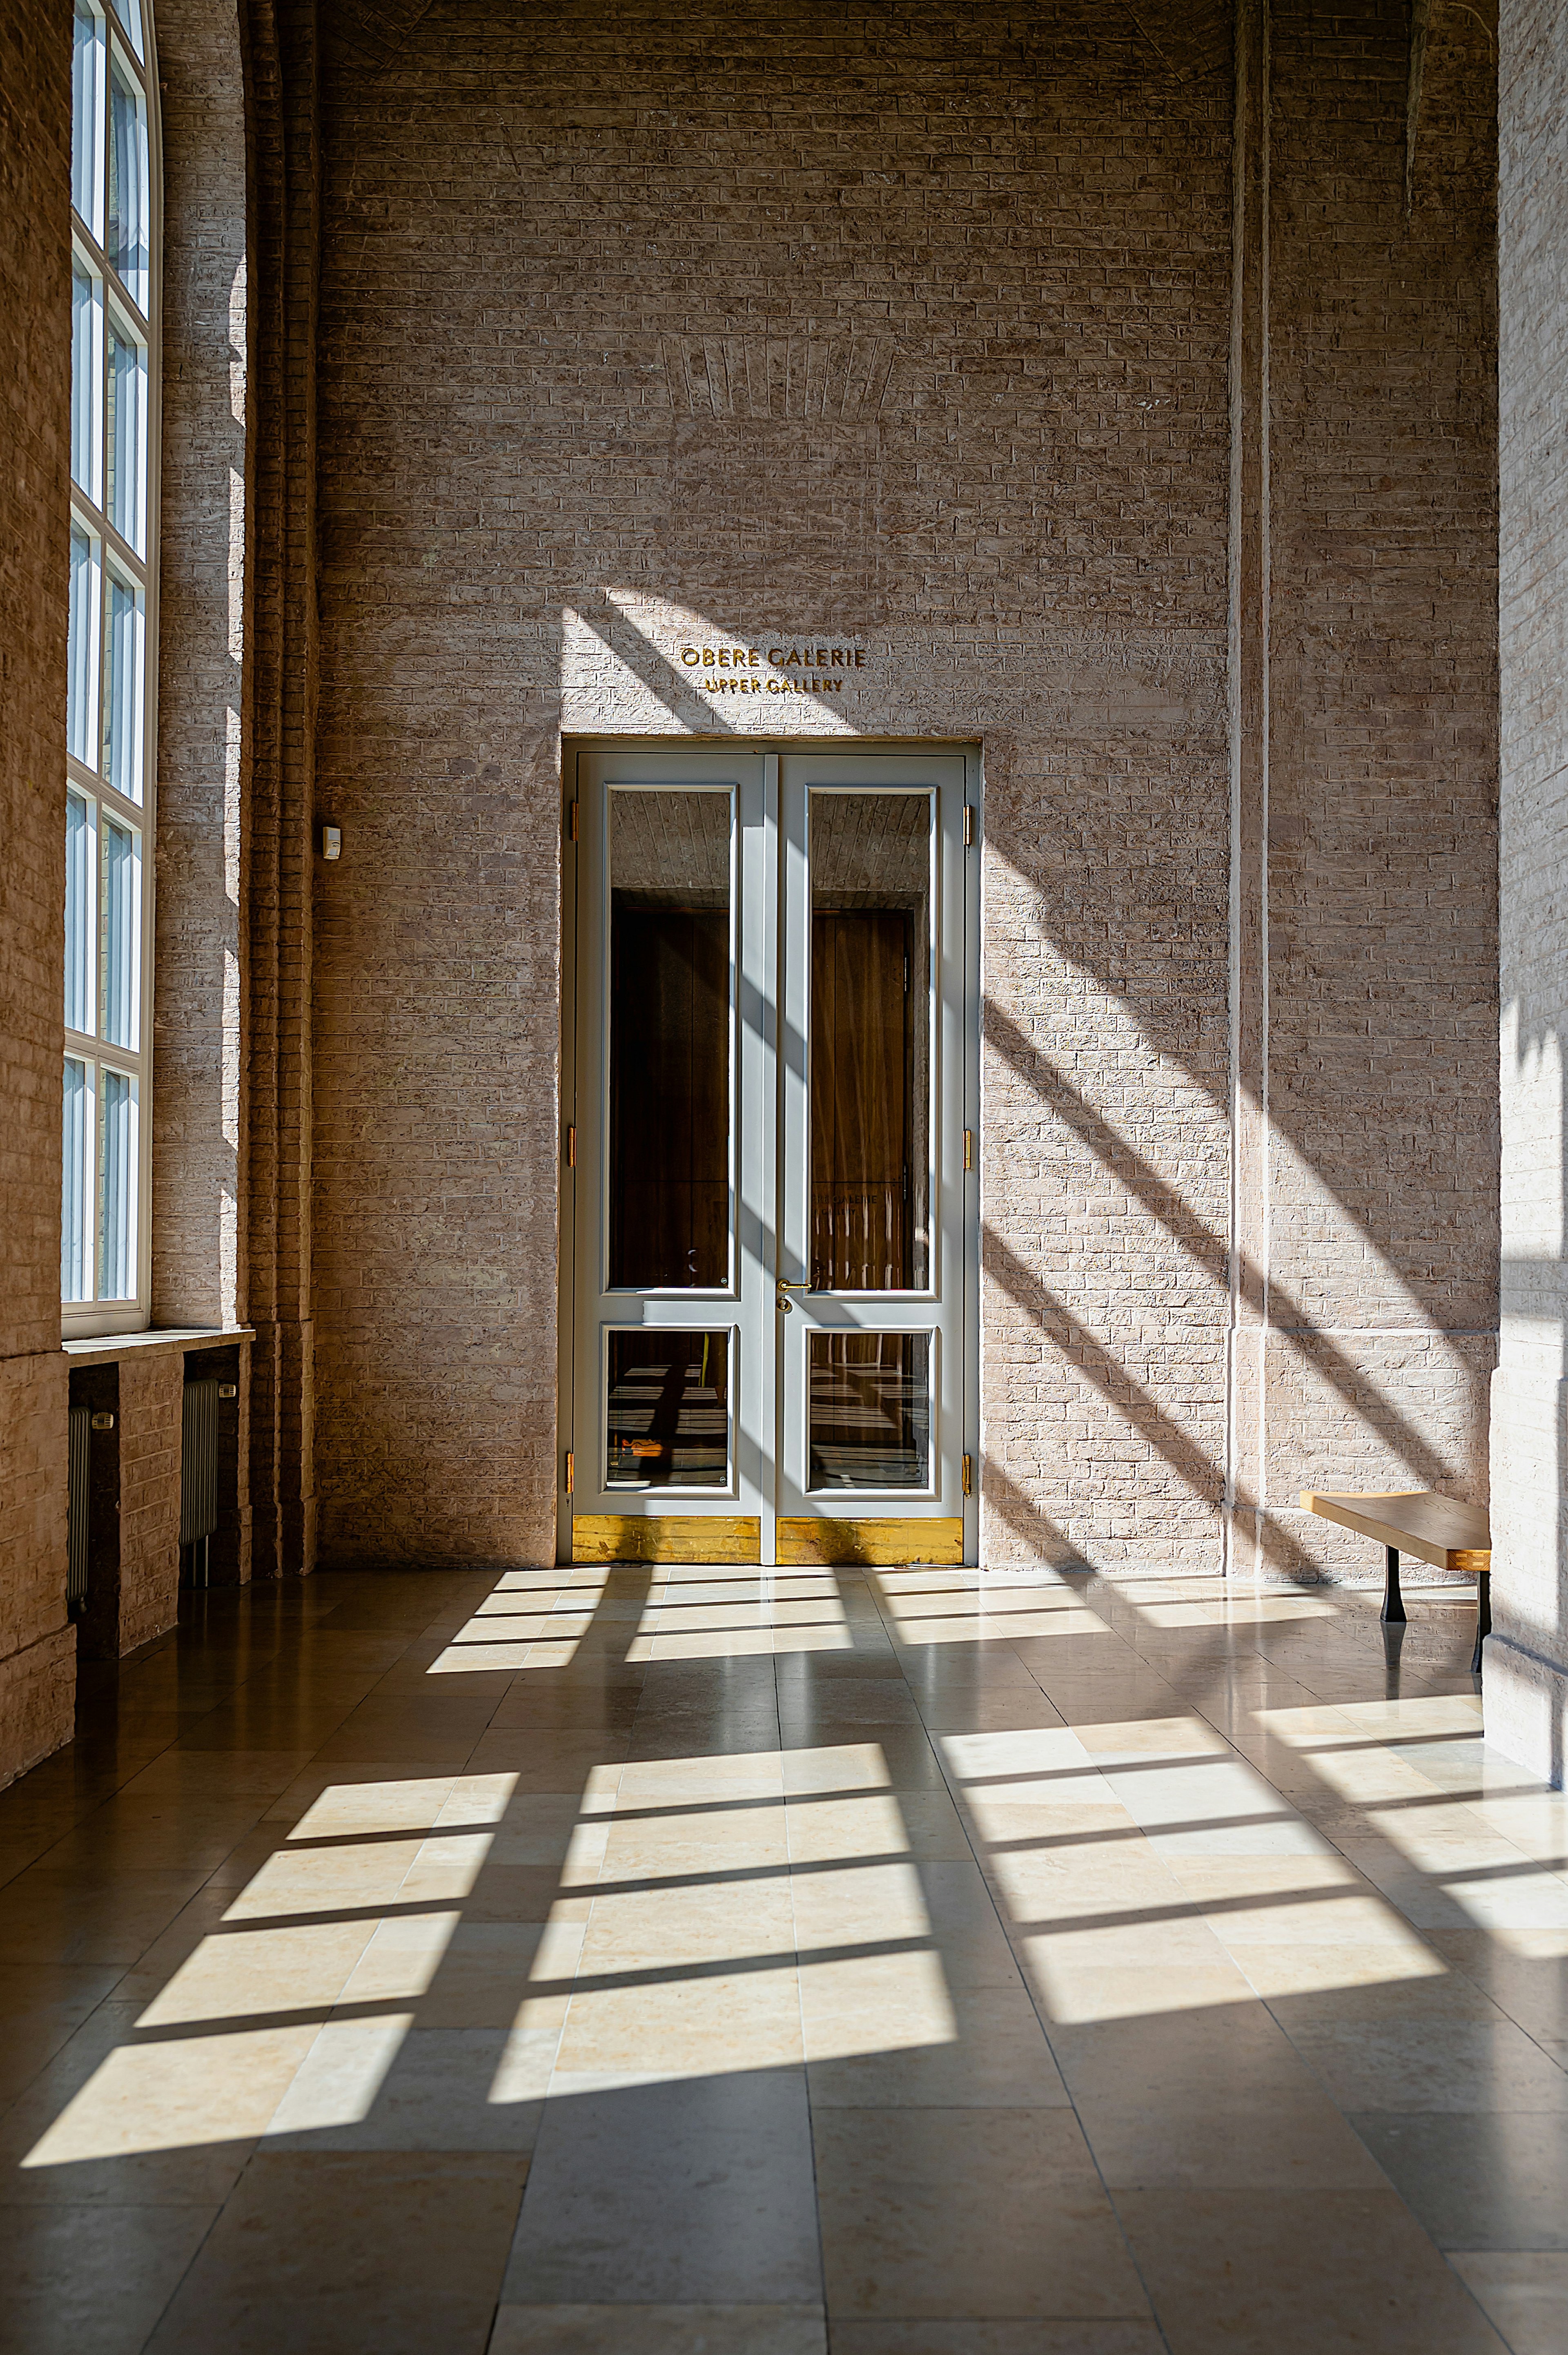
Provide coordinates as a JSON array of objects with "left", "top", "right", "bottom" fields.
[{"left": 63, "top": 0, "right": 162, "bottom": 1339}]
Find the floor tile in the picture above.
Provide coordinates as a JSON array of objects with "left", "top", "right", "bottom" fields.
[
  {"left": 503, "top": 2071, "right": 821, "bottom": 2306},
  {"left": 1448, "top": 2250, "right": 1568, "bottom": 2355},
  {"left": 812, "top": 2107, "right": 1149, "bottom": 2319},
  {"left": 1349, "top": 2110, "right": 1568, "bottom": 2247},
  {"left": 0, "top": 2201, "right": 215, "bottom": 2355},
  {"left": 143, "top": 2152, "right": 526, "bottom": 2353},
  {"left": 1112, "top": 2188, "right": 1509, "bottom": 2353},
  {"left": 488, "top": 2305, "right": 826, "bottom": 2353}
]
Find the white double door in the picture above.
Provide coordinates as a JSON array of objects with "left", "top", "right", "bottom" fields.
[{"left": 563, "top": 742, "right": 977, "bottom": 1567}]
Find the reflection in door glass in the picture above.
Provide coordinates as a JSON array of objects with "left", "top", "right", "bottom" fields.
[
  {"left": 608, "top": 790, "right": 731, "bottom": 1288},
  {"left": 810, "top": 793, "right": 930, "bottom": 1290},
  {"left": 606, "top": 1330, "right": 730, "bottom": 1488},
  {"left": 808, "top": 1332, "right": 930, "bottom": 1490}
]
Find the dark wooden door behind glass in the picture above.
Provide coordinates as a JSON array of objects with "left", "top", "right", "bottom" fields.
[
  {"left": 811, "top": 909, "right": 913, "bottom": 1290},
  {"left": 609, "top": 903, "right": 728, "bottom": 1287}
]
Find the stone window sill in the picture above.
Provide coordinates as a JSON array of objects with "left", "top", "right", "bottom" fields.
[{"left": 62, "top": 1326, "right": 252, "bottom": 1369}]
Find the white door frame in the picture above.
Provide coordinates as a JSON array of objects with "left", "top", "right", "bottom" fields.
[{"left": 558, "top": 737, "right": 981, "bottom": 1567}]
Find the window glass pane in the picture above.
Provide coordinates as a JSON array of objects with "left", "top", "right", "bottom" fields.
[
  {"left": 107, "top": 53, "right": 149, "bottom": 309},
  {"left": 65, "top": 790, "right": 94, "bottom": 1033},
  {"left": 606, "top": 1331, "right": 730, "bottom": 1489},
  {"left": 810, "top": 792, "right": 932, "bottom": 1290},
  {"left": 68, "top": 525, "right": 100, "bottom": 767},
  {"left": 106, "top": 320, "right": 146, "bottom": 552},
  {"left": 98, "top": 1068, "right": 137, "bottom": 1300},
  {"left": 71, "top": 261, "right": 102, "bottom": 502},
  {"left": 72, "top": 2, "right": 104, "bottom": 236},
  {"left": 62, "top": 1059, "right": 91, "bottom": 1302},
  {"left": 100, "top": 816, "right": 140, "bottom": 1052},
  {"left": 608, "top": 790, "right": 732, "bottom": 1289},
  {"left": 808, "top": 1333, "right": 931, "bottom": 1491},
  {"left": 103, "top": 569, "right": 144, "bottom": 801},
  {"left": 108, "top": 0, "right": 143, "bottom": 62}
]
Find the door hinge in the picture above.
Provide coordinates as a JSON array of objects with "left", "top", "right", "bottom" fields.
[
  {"left": 566, "top": 798, "right": 579, "bottom": 843},
  {"left": 566, "top": 1124, "right": 576, "bottom": 1168},
  {"left": 963, "top": 804, "right": 976, "bottom": 847},
  {"left": 564, "top": 1450, "right": 574, "bottom": 1496},
  {"left": 963, "top": 1127, "right": 974, "bottom": 1172},
  {"left": 962, "top": 1452, "right": 973, "bottom": 1498}
]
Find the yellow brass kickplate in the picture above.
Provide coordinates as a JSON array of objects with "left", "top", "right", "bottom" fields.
[
  {"left": 572, "top": 1514, "right": 762, "bottom": 1566},
  {"left": 776, "top": 1517, "right": 964, "bottom": 1568}
]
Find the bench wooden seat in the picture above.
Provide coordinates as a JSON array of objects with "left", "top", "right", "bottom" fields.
[{"left": 1300, "top": 1489, "right": 1491, "bottom": 1674}]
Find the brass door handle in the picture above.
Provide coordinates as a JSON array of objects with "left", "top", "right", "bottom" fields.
[{"left": 775, "top": 1278, "right": 809, "bottom": 1314}]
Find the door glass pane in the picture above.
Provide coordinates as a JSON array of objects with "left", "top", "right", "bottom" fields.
[
  {"left": 608, "top": 789, "right": 731, "bottom": 1288},
  {"left": 808, "top": 1333, "right": 931, "bottom": 1491},
  {"left": 606, "top": 1330, "right": 730, "bottom": 1489},
  {"left": 103, "top": 569, "right": 144, "bottom": 800},
  {"left": 68, "top": 525, "right": 99, "bottom": 766},
  {"left": 810, "top": 792, "right": 931, "bottom": 1291},
  {"left": 99, "top": 1067, "right": 137, "bottom": 1299},
  {"left": 66, "top": 789, "right": 94, "bottom": 1033},
  {"left": 72, "top": 261, "right": 102, "bottom": 500},
  {"left": 106, "top": 320, "right": 146, "bottom": 552},
  {"left": 100, "top": 816, "right": 140, "bottom": 1051},
  {"left": 107, "top": 52, "right": 149, "bottom": 310},
  {"left": 62, "top": 1058, "right": 91, "bottom": 1302}
]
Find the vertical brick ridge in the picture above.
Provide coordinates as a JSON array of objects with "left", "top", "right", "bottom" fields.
[
  {"left": 242, "top": 0, "right": 318, "bottom": 1577},
  {"left": 1228, "top": 0, "right": 1272, "bottom": 1576}
]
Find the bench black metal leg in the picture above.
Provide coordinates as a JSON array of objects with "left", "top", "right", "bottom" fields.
[
  {"left": 1382, "top": 1544, "right": 1406, "bottom": 1625},
  {"left": 1472, "top": 1568, "right": 1490, "bottom": 1676}
]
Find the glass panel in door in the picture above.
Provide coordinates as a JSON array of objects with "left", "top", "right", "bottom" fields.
[
  {"left": 776, "top": 755, "right": 970, "bottom": 1565},
  {"left": 568, "top": 751, "right": 770, "bottom": 1563}
]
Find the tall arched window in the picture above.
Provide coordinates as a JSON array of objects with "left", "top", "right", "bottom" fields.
[{"left": 65, "top": 0, "right": 159, "bottom": 1335}]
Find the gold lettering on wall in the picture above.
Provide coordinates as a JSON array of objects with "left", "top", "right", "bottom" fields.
[{"left": 679, "top": 642, "right": 871, "bottom": 682}]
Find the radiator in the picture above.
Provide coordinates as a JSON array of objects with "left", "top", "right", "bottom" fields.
[
  {"left": 180, "top": 1376, "right": 220, "bottom": 1588},
  {"left": 67, "top": 1403, "right": 91, "bottom": 1617}
]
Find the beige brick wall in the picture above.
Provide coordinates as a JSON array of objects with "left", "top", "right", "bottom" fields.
[
  {"left": 309, "top": 0, "right": 1498, "bottom": 1576},
  {"left": 115, "top": 1356, "right": 185, "bottom": 1655}
]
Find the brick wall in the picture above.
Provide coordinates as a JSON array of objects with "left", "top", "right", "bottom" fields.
[
  {"left": 115, "top": 1354, "right": 185, "bottom": 1653},
  {"left": 152, "top": 0, "right": 252, "bottom": 1334},
  {"left": 1490, "top": 0, "right": 1568, "bottom": 1775},
  {"left": 308, "top": 0, "right": 1498, "bottom": 1576},
  {"left": 0, "top": 0, "right": 75, "bottom": 1781}
]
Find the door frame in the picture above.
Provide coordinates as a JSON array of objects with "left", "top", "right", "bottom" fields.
[{"left": 557, "top": 735, "right": 983, "bottom": 1568}]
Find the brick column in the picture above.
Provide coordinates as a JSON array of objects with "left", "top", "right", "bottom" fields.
[{"left": 243, "top": 0, "right": 318, "bottom": 1577}]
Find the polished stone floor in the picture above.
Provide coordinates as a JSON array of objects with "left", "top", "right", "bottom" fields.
[{"left": 1, "top": 1563, "right": 1566, "bottom": 2354}]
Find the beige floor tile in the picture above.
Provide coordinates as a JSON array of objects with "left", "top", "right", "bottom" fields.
[
  {"left": 263, "top": 2018, "right": 545, "bottom": 2151},
  {"left": 1020, "top": 1958, "right": 1259, "bottom": 2025},
  {"left": 1448, "top": 2251, "right": 1568, "bottom": 2355},
  {"left": 489, "top": 2306, "right": 827, "bottom": 2354},
  {"left": 134, "top": 1915, "right": 384, "bottom": 2027},
  {"left": 551, "top": 1962, "right": 805, "bottom": 2085},
  {"left": 826, "top": 2328, "right": 1164, "bottom": 2353},
  {"left": 1114, "top": 2188, "right": 1509, "bottom": 2353},
  {"left": 580, "top": 1879, "right": 796, "bottom": 1974},
  {"left": 814, "top": 2107, "right": 1150, "bottom": 2319},
  {"left": 0, "top": 2199, "right": 216, "bottom": 2355},
  {"left": 0, "top": 1961, "right": 125, "bottom": 2103},
  {"left": 0, "top": 1869, "right": 214, "bottom": 1968},
  {"left": 802, "top": 1961, "right": 1069, "bottom": 2107},
  {"left": 785, "top": 1789, "right": 973, "bottom": 1865},
  {"left": 143, "top": 2151, "right": 526, "bottom": 2352}
]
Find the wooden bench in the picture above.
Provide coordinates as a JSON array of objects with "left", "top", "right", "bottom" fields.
[{"left": 1299, "top": 1489, "right": 1491, "bottom": 1674}]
